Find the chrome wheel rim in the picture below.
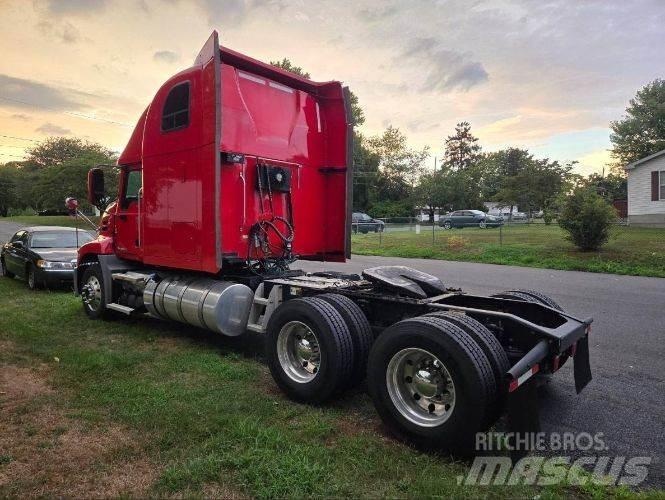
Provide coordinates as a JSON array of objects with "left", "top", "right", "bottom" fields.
[
  {"left": 277, "top": 321, "right": 321, "bottom": 383},
  {"left": 443, "top": 222, "right": 451, "bottom": 229},
  {"left": 479, "top": 221, "right": 487, "bottom": 228},
  {"left": 386, "top": 348, "right": 456, "bottom": 427},
  {"left": 82, "top": 275, "right": 102, "bottom": 311}
]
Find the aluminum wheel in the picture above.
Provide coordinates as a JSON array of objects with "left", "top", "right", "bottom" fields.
[
  {"left": 479, "top": 220, "right": 487, "bottom": 229},
  {"left": 82, "top": 275, "right": 102, "bottom": 311},
  {"left": 277, "top": 320, "right": 321, "bottom": 383},
  {"left": 386, "top": 348, "right": 456, "bottom": 427}
]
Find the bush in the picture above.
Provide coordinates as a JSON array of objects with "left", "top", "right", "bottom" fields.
[
  {"left": 446, "top": 236, "right": 470, "bottom": 251},
  {"left": 558, "top": 188, "right": 616, "bottom": 251},
  {"left": 542, "top": 209, "right": 554, "bottom": 225}
]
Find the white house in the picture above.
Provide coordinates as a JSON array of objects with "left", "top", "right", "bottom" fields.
[{"left": 625, "top": 149, "right": 665, "bottom": 227}]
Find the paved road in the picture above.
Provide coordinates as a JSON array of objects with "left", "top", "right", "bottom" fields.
[
  {"left": 1, "top": 220, "right": 663, "bottom": 487},
  {"left": 298, "top": 255, "right": 665, "bottom": 488}
]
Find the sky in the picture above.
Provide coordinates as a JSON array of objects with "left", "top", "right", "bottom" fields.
[{"left": 0, "top": 0, "right": 663, "bottom": 175}]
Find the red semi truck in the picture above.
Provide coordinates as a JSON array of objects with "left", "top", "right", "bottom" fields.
[{"left": 76, "top": 32, "right": 592, "bottom": 452}]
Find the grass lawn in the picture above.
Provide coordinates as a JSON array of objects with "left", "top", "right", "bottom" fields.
[
  {"left": 0, "top": 278, "right": 651, "bottom": 498},
  {"left": 353, "top": 224, "right": 665, "bottom": 278}
]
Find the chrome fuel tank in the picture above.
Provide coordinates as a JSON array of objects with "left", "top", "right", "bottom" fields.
[{"left": 144, "top": 276, "right": 253, "bottom": 336}]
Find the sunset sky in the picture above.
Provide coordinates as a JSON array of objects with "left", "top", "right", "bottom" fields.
[{"left": 0, "top": 0, "right": 663, "bottom": 174}]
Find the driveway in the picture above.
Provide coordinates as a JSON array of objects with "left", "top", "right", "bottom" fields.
[{"left": 298, "top": 254, "right": 665, "bottom": 488}]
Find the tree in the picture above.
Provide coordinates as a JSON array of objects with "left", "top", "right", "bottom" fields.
[
  {"left": 270, "top": 58, "right": 311, "bottom": 78},
  {"left": 367, "top": 126, "right": 429, "bottom": 205},
  {"left": 0, "top": 168, "right": 17, "bottom": 217},
  {"left": 443, "top": 122, "right": 482, "bottom": 171},
  {"left": 26, "top": 137, "right": 115, "bottom": 169},
  {"left": 352, "top": 132, "right": 380, "bottom": 211},
  {"left": 610, "top": 79, "right": 665, "bottom": 171},
  {"left": 583, "top": 172, "right": 627, "bottom": 201},
  {"left": 558, "top": 187, "right": 616, "bottom": 251}
]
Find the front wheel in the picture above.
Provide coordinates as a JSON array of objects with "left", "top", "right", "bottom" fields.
[
  {"left": 0, "top": 258, "right": 14, "bottom": 278},
  {"left": 27, "top": 264, "right": 41, "bottom": 290},
  {"left": 80, "top": 264, "right": 109, "bottom": 319},
  {"left": 442, "top": 221, "right": 452, "bottom": 230},
  {"left": 479, "top": 220, "right": 487, "bottom": 229}
]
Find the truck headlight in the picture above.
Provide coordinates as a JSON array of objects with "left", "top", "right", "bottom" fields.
[{"left": 36, "top": 260, "right": 73, "bottom": 270}]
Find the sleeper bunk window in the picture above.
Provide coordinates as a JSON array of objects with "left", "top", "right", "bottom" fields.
[{"left": 161, "top": 82, "right": 190, "bottom": 132}]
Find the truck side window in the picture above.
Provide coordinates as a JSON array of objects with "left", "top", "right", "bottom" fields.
[
  {"left": 121, "top": 170, "right": 142, "bottom": 209},
  {"left": 161, "top": 82, "right": 190, "bottom": 132}
]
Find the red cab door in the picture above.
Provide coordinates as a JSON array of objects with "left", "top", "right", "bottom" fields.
[{"left": 114, "top": 165, "right": 143, "bottom": 261}]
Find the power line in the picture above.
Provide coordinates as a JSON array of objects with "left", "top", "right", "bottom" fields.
[
  {"left": 0, "top": 152, "right": 28, "bottom": 158},
  {"left": 0, "top": 96, "right": 133, "bottom": 127},
  {"left": 0, "top": 134, "right": 38, "bottom": 142}
]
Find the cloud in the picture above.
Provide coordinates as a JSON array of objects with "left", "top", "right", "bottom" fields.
[
  {"left": 197, "top": 0, "right": 286, "bottom": 25},
  {"left": 10, "top": 114, "right": 30, "bottom": 121},
  {"left": 38, "top": 0, "right": 107, "bottom": 15},
  {"left": 153, "top": 50, "right": 180, "bottom": 64},
  {"left": 357, "top": 5, "right": 399, "bottom": 22},
  {"left": 35, "top": 122, "right": 72, "bottom": 135},
  {"left": 37, "top": 20, "right": 81, "bottom": 44},
  {"left": 400, "top": 38, "right": 488, "bottom": 93},
  {"left": 575, "top": 149, "right": 612, "bottom": 175},
  {"left": 0, "top": 74, "right": 84, "bottom": 111}
]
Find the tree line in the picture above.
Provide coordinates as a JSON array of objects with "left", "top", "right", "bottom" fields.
[{"left": 1, "top": 62, "right": 662, "bottom": 223}]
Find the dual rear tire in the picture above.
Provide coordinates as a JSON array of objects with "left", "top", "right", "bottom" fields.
[
  {"left": 266, "top": 295, "right": 371, "bottom": 404},
  {"left": 267, "top": 296, "right": 508, "bottom": 454}
]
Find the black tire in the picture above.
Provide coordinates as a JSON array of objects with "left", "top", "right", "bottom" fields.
[
  {"left": 319, "top": 293, "right": 373, "bottom": 389},
  {"left": 492, "top": 289, "right": 563, "bottom": 311},
  {"left": 26, "top": 264, "right": 41, "bottom": 290},
  {"left": 266, "top": 297, "right": 355, "bottom": 404},
  {"left": 442, "top": 221, "right": 452, "bottom": 230},
  {"left": 367, "top": 315, "right": 496, "bottom": 453},
  {"left": 80, "top": 264, "right": 109, "bottom": 319},
  {"left": 425, "top": 311, "right": 510, "bottom": 428},
  {"left": 0, "top": 258, "right": 14, "bottom": 278}
]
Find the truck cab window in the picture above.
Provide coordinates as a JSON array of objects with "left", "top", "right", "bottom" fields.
[
  {"left": 161, "top": 82, "right": 190, "bottom": 132},
  {"left": 121, "top": 170, "right": 142, "bottom": 209}
]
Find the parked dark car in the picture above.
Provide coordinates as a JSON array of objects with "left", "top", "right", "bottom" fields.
[
  {"left": 352, "top": 212, "right": 385, "bottom": 233},
  {"left": 439, "top": 210, "right": 503, "bottom": 229},
  {"left": 1, "top": 227, "right": 94, "bottom": 289}
]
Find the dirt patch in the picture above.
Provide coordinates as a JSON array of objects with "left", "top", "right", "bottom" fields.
[{"left": 0, "top": 361, "right": 161, "bottom": 498}]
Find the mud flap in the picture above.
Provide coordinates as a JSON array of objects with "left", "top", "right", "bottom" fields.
[
  {"left": 506, "top": 381, "right": 540, "bottom": 462},
  {"left": 573, "top": 334, "right": 592, "bottom": 394}
]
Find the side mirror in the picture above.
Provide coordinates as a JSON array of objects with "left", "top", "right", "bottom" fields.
[
  {"left": 87, "top": 168, "right": 105, "bottom": 206},
  {"left": 13, "top": 241, "right": 24, "bottom": 249}
]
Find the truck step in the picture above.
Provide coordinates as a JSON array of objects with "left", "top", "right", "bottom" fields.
[
  {"left": 106, "top": 303, "right": 136, "bottom": 315},
  {"left": 253, "top": 297, "right": 269, "bottom": 306},
  {"left": 246, "top": 323, "right": 265, "bottom": 333}
]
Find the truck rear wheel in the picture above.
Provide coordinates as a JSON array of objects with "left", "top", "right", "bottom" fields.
[
  {"left": 425, "top": 311, "right": 509, "bottom": 428},
  {"left": 319, "top": 293, "right": 373, "bottom": 389},
  {"left": 492, "top": 289, "right": 563, "bottom": 311},
  {"left": 81, "top": 264, "right": 109, "bottom": 319},
  {"left": 266, "top": 297, "right": 354, "bottom": 404},
  {"left": 367, "top": 315, "right": 496, "bottom": 453}
]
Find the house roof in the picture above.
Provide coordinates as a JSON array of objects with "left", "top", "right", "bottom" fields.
[{"left": 624, "top": 148, "right": 665, "bottom": 171}]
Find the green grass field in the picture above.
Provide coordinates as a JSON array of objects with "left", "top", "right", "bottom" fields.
[
  {"left": 0, "top": 278, "right": 651, "bottom": 498},
  {"left": 4, "top": 216, "right": 665, "bottom": 277},
  {"left": 352, "top": 224, "right": 665, "bottom": 278}
]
